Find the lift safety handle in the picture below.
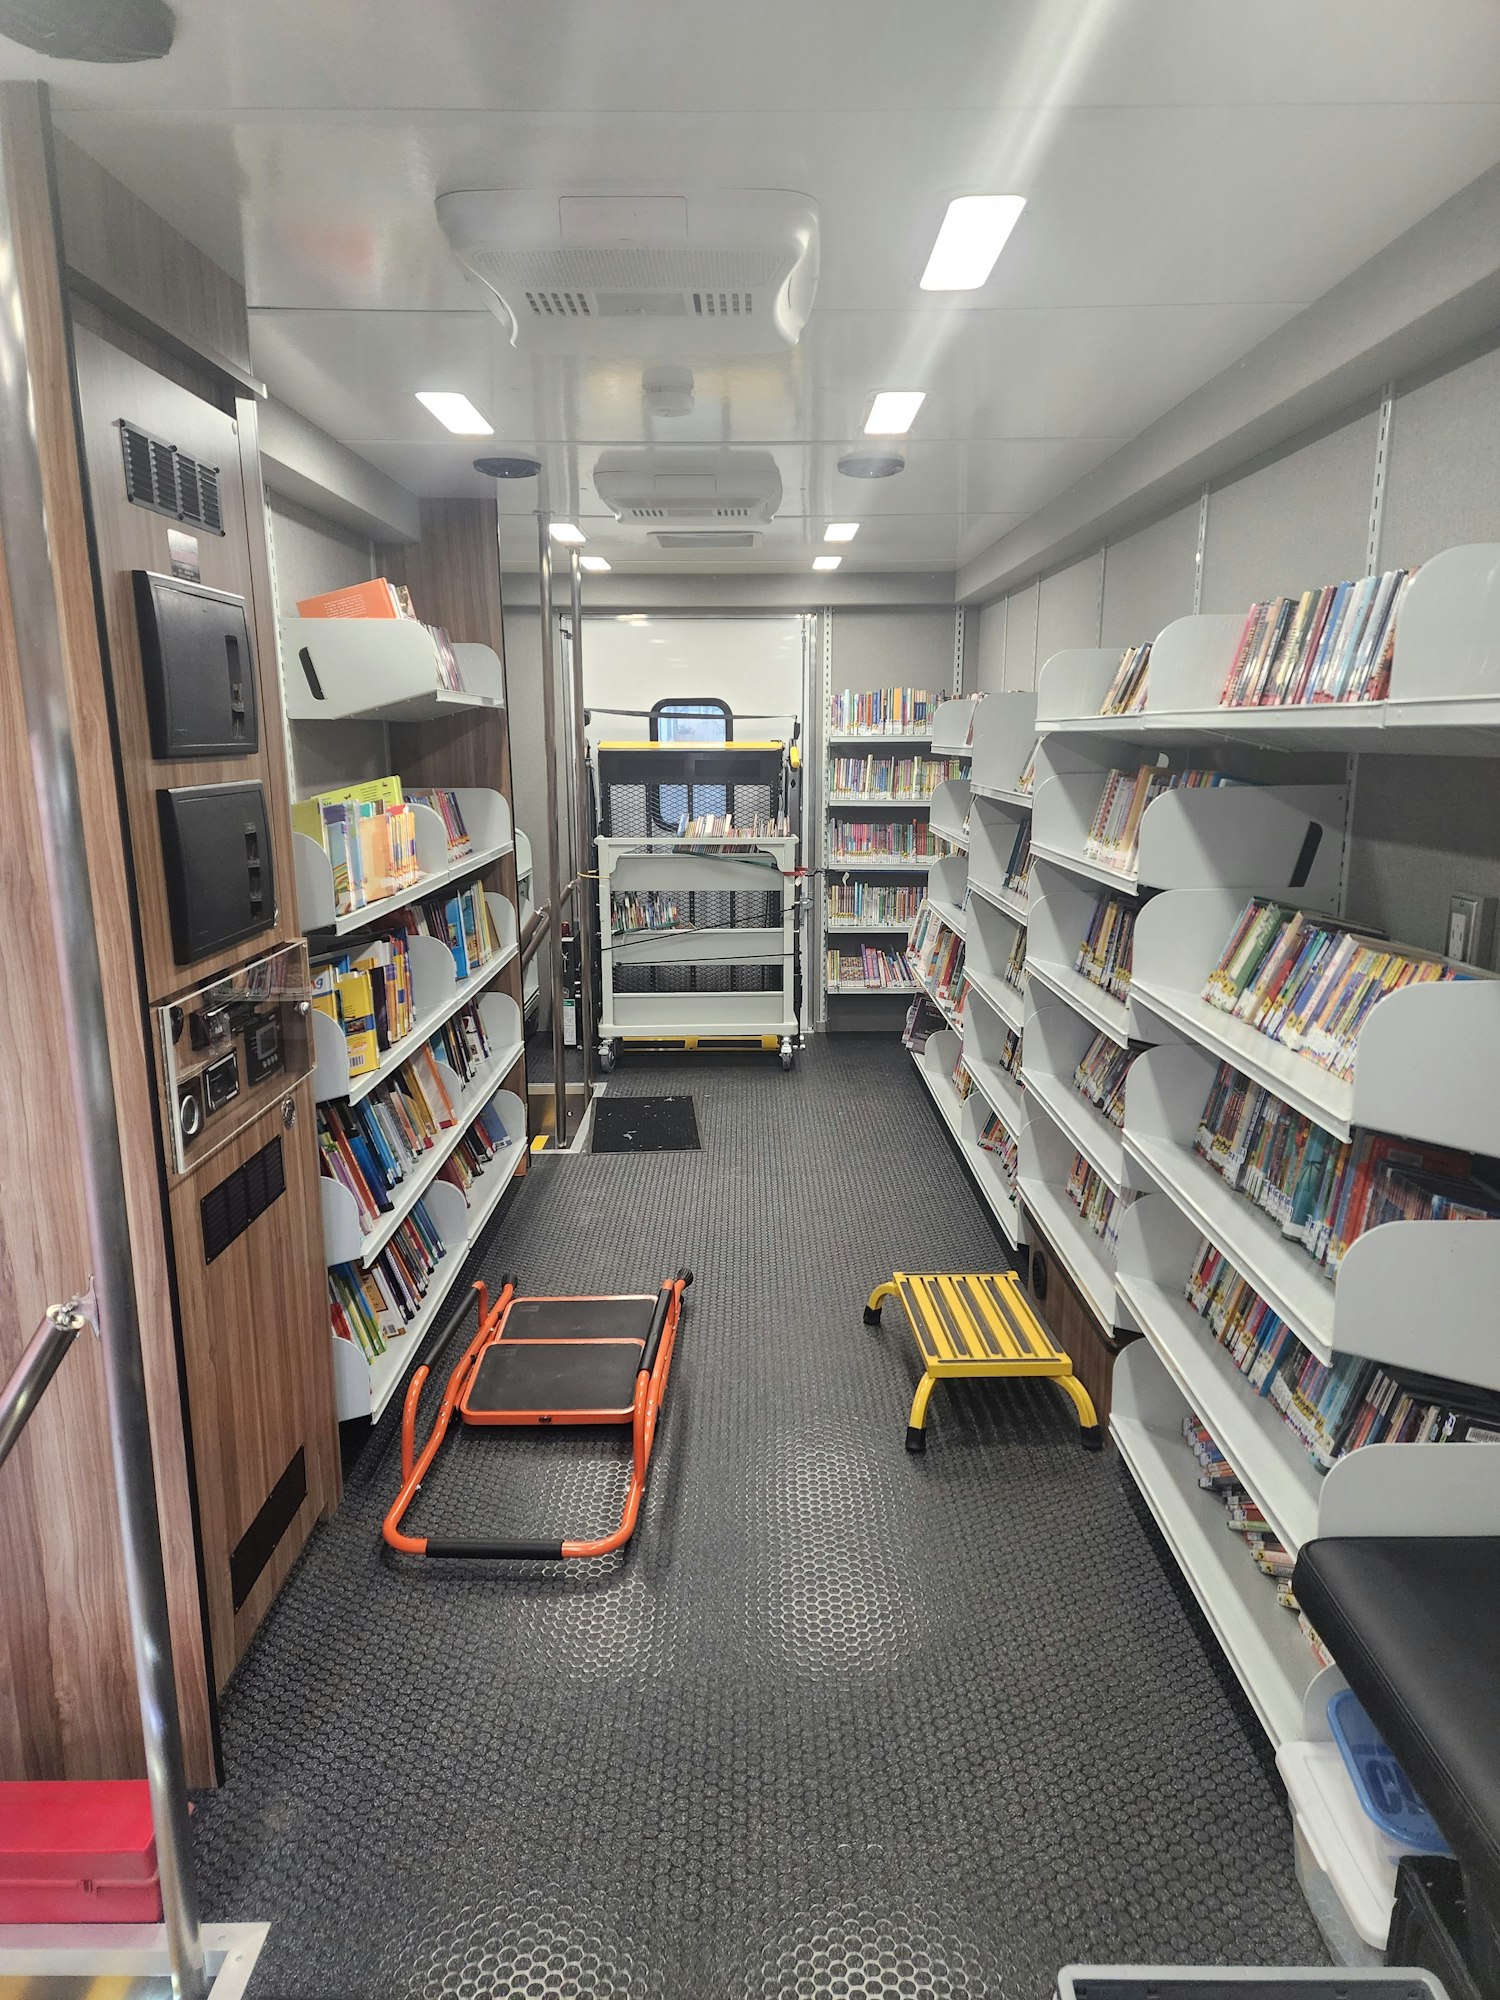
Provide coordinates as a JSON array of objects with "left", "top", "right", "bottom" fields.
[{"left": 424, "top": 1538, "right": 564, "bottom": 1561}]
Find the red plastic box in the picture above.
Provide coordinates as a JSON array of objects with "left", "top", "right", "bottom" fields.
[{"left": 0, "top": 1780, "right": 162, "bottom": 1922}]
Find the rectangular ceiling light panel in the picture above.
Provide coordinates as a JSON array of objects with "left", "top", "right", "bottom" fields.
[
  {"left": 919, "top": 195, "right": 1026, "bottom": 291},
  {"left": 414, "top": 391, "right": 493, "bottom": 435},
  {"left": 864, "top": 391, "right": 925, "bottom": 436}
]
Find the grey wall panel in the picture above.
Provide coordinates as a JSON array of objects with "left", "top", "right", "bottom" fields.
[
  {"left": 1003, "top": 583, "right": 1039, "bottom": 689},
  {"left": 268, "top": 495, "right": 373, "bottom": 619},
  {"left": 1382, "top": 341, "right": 1500, "bottom": 567},
  {"left": 829, "top": 607, "right": 956, "bottom": 695},
  {"left": 1200, "top": 410, "right": 1378, "bottom": 613},
  {"left": 1345, "top": 755, "right": 1500, "bottom": 957},
  {"left": 973, "top": 599, "right": 1007, "bottom": 693},
  {"left": 1035, "top": 552, "right": 1103, "bottom": 673},
  {"left": 1100, "top": 501, "right": 1200, "bottom": 646}
]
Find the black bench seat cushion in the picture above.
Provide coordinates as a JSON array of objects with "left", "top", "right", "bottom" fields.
[{"left": 1293, "top": 1537, "right": 1500, "bottom": 1924}]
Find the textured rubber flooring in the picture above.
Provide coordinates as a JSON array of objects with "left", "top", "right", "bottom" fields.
[{"left": 191, "top": 1036, "right": 1322, "bottom": 1998}]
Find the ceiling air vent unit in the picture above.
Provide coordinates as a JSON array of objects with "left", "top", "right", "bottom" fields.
[
  {"left": 435, "top": 192, "right": 818, "bottom": 354},
  {"left": 649, "top": 531, "right": 762, "bottom": 551},
  {"left": 592, "top": 450, "right": 782, "bottom": 541}
]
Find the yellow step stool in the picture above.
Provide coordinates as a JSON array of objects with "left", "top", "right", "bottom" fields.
[{"left": 864, "top": 1269, "right": 1102, "bottom": 1454}]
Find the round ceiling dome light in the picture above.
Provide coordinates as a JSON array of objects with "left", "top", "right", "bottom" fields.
[
  {"left": 837, "top": 450, "right": 905, "bottom": 479},
  {"left": 0, "top": 0, "right": 175, "bottom": 60},
  {"left": 473, "top": 454, "right": 541, "bottom": 480}
]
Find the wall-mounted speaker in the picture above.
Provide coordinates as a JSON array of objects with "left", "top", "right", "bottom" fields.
[{"left": 157, "top": 781, "right": 274, "bottom": 964}]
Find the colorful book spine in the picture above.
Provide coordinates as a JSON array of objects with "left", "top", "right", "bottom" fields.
[
  {"left": 1218, "top": 569, "right": 1417, "bottom": 708},
  {"left": 1200, "top": 898, "right": 1471, "bottom": 1077}
]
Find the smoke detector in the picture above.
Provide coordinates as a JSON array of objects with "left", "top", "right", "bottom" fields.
[
  {"left": 592, "top": 449, "right": 782, "bottom": 540},
  {"left": 435, "top": 191, "right": 819, "bottom": 354}
]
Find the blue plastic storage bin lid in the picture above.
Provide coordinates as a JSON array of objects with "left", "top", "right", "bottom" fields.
[{"left": 1327, "top": 1688, "right": 1452, "bottom": 1855}]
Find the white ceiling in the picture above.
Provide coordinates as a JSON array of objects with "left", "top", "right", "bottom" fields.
[{"left": 12, "top": 0, "right": 1500, "bottom": 574}]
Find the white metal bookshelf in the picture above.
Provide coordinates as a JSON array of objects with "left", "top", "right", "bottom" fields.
[
  {"left": 1121, "top": 1041, "right": 1500, "bottom": 1385},
  {"left": 989, "top": 546, "right": 1500, "bottom": 1957},
  {"left": 329, "top": 1080, "right": 528, "bottom": 1423},
  {"left": 280, "top": 600, "right": 527, "bottom": 1431},
  {"left": 283, "top": 618, "right": 504, "bottom": 724},
  {"left": 822, "top": 693, "right": 964, "bottom": 1013},
  {"left": 320, "top": 991, "right": 525, "bottom": 1266},
  {"left": 311, "top": 893, "right": 517, "bottom": 1105},
  {"left": 294, "top": 787, "right": 514, "bottom": 937}
]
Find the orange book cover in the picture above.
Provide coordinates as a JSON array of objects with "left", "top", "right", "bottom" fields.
[{"left": 296, "top": 578, "right": 400, "bottom": 620}]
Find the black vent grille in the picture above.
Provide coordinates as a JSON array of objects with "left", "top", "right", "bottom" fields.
[
  {"left": 524, "top": 289, "right": 592, "bottom": 318},
  {"left": 120, "top": 421, "right": 226, "bottom": 535},
  {"left": 200, "top": 1135, "right": 285, "bottom": 1264}
]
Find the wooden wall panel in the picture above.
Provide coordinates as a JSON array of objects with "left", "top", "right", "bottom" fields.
[
  {"left": 71, "top": 326, "right": 300, "bottom": 1004},
  {"left": 1017, "top": 1216, "right": 1131, "bottom": 1427},
  {"left": 52, "top": 130, "right": 254, "bottom": 388},
  {"left": 70, "top": 286, "right": 340, "bottom": 1691},
  {"left": 165, "top": 1069, "right": 336, "bottom": 1681},
  {"left": 0, "top": 83, "right": 213, "bottom": 1783}
]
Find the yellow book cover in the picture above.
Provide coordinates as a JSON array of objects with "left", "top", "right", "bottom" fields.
[{"left": 335, "top": 969, "right": 379, "bottom": 1076}]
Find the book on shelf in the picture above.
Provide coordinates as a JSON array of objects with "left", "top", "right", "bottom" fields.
[
  {"left": 311, "top": 934, "right": 416, "bottom": 1077},
  {"left": 381, "top": 881, "right": 503, "bottom": 980},
  {"left": 1097, "top": 642, "right": 1151, "bottom": 717},
  {"left": 826, "top": 946, "right": 913, "bottom": 990},
  {"left": 902, "top": 993, "right": 949, "bottom": 1054},
  {"left": 328, "top": 1099, "right": 514, "bottom": 1362},
  {"left": 826, "top": 882, "right": 922, "bottom": 927},
  {"left": 405, "top": 787, "right": 473, "bottom": 860},
  {"left": 1000, "top": 819, "right": 1033, "bottom": 898},
  {"left": 1180, "top": 1416, "right": 1326, "bottom": 1654},
  {"left": 1184, "top": 1238, "right": 1495, "bottom": 1472},
  {"left": 1083, "top": 767, "right": 1226, "bottom": 873},
  {"left": 1065, "top": 1150, "right": 1132, "bottom": 1251},
  {"left": 910, "top": 903, "right": 966, "bottom": 1004},
  {"left": 297, "top": 577, "right": 405, "bottom": 621},
  {"left": 1201, "top": 898, "right": 1473, "bottom": 1080},
  {"left": 1002, "top": 925, "right": 1027, "bottom": 994},
  {"left": 977, "top": 1113, "right": 1019, "bottom": 1194},
  {"left": 828, "top": 687, "right": 938, "bottom": 734},
  {"left": 1015, "top": 742, "right": 1038, "bottom": 796},
  {"left": 829, "top": 821, "right": 946, "bottom": 865},
  {"left": 1072, "top": 1031, "right": 1133, "bottom": 1127},
  {"left": 613, "top": 890, "right": 685, "bottom": 936},
  {"left": 1075, "top": 894, "right": 1135, "bottom": 1001},
  {"left": 293, "top": 777, "right": 422, "bottom": 916},
  {"left": 952, "top": 1049, "right": 975, "bottom": 1099},
  {"left": 676, "top": 812, "right": 792, "bottom": 838},
  {"left": 1193, "top": 1057, "right": 1500, "bottom": 1275},
  {"left": 1219, "top": 569, "right": 1417, "bottom": 709},
  {"left": 996, "top": 1026, "right": 1023, "bottom": 1079},
  {"left": 828, "top": 754, "right": 963, "bottom": 799}
]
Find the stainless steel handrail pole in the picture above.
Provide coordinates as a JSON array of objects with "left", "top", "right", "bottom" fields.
[
  {"left": 0, "top": 1303, "right": 84, "bottom": 1473},
  {"left": 0, "top": 93, "right": 208, "bottom": 2000},
  {"left": 536, "top": 512, "right": 570, "bottom": 1144},
  {"left": 567, "top": 549, "right": 596, "bottom": 1089}
]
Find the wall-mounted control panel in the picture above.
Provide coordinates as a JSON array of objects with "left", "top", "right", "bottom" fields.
[
  {"left": 157, "top": 939, "right": 313, "bottom": 1176},
  {"left": 132, "top": 569, "right": 259, "bottom": 760}
]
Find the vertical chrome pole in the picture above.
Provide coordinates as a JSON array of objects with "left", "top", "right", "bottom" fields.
[
  {"left": 536, "top": 512, "right": 569, "bottom": 1145},
  {"left": 0, "top": 98, "right": 207, "bottom": 2000},
  {"left": 568, "top": 550, "right": 596, "bottom": 1091}
]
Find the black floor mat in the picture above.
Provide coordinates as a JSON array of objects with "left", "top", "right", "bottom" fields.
[{"left": 591, "top": 1093, "right": 701, "bottom": 1153}]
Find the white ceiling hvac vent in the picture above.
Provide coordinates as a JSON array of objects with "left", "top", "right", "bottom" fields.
[
  {"left": 592, "top": 449, "right": 782, "bottom": 539},
  {"left": 435, "top": 191, "right": 819, "bottom": 353},
  {"left": 649, "top": 530, "right": 763, "bottom": 550}
]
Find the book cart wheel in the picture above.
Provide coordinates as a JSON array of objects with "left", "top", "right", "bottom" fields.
[
  {"left": 598, "top": 1039, "right": 617, "bottom": 1073},
  {"left": 779, "top": 1038, "right": 795, "bottom": 1071}
]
